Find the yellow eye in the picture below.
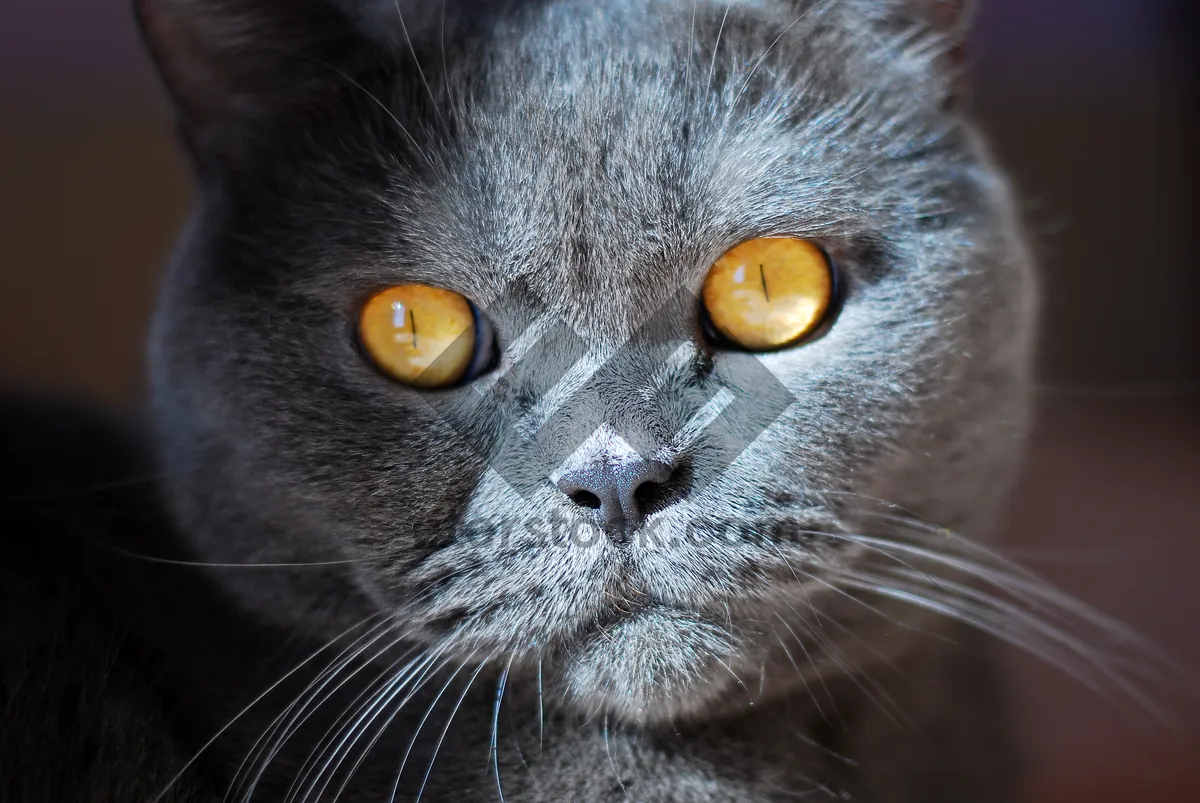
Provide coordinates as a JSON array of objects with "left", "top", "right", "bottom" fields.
[
  {"left": 700, "top": 238, "right": 835, "bottom": 351},
  {"left": 358, "top": 284, "right": 491, "bottom": 389}
]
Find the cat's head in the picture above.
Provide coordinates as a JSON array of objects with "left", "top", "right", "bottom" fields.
[{"left": 139, "top": 0, "right": 1035, "bottom": 724}]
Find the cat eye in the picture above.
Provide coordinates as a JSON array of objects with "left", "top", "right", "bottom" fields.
[
  {"left": 358, "top": 284, "right": 496, "bottom": 389},
  {"left": 700, "top": 238, "right": 836, "bottom": 352}
]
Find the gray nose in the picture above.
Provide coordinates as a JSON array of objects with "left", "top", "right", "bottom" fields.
[{"left": 556, "top": 457, "right": 687, "bottom": 544}]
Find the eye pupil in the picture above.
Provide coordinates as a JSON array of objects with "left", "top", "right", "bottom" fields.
[{"left": 700, "top": 238, "right": 835, "bottom": 352}]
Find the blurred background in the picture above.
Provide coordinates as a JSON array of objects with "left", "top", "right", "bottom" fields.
[{"left": 0, "top": 1, "right": 1196, "bottom": 800}]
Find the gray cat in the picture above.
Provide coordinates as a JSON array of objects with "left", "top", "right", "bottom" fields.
[{"left": 7, "top": 0, "right": 1120, "bottom": 800}]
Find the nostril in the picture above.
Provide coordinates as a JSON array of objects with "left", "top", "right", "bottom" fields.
[
  {"left": 632, "top": 460, "right": 691, "bottom": 518},
  {"left": 568, "top": 489, "right": 602, "bottom": 509},
  {"left": 633, "top": 479, "right": 666, "bottom": 512}
]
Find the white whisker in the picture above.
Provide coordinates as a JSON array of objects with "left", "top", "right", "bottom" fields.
[
  {"left": 704, "top": 3, "right": 734, "bottom": 107},
  {"left": 536, "top": 651, "right": 545, "bottom": 752},
  {"left": 770, "top": 615, "right": 830, "bottom": 721},
  {"left": 832, "top": 571, "right": 1176, "bottom": 729},
  {"left": 317, "top": 649, "right": 454, "bottom": 803},
  {"left": 386, "top": 658, "right": 475, "bottom": 801},
  {"left": 491, "top": 655, "right": 514, "bottom": 803},
  {"left": 290, "top": 650, "right": 443, "bottom": 803},
  {"left": 415, "top": 658, "right": 494, "bottom": 802},
  {"left": 297, "top": 54, "right": 432, "bottom": 166},
  {"left": 152, "top": 613, "right": 384, "bottom": 803},
  {"left": 235, "top": 621, "right": 413, "bottom": 801},
  {"left": 393, "top": 0, "right": 446, "bottom": 131},
  {"left": 685, "top": 1, "right": 698, "bottom": 93},
  {"left": 603, "top": 712, "right": 628, "bottom": 798}
]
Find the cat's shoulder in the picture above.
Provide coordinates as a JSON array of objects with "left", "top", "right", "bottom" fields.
[
  {"left": 0, "top": 393, "right": 216, "bottom": 802},
  {"left": 0, "top": 393, "right": 159, "bottom": 594},
  {"left": 0, "top": 391, "right": 149, "bottom": 576}
]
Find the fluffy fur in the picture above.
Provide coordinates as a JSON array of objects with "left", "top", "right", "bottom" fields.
[{"left": 2, "top": 1, "right": 1046, "bottom": 800}]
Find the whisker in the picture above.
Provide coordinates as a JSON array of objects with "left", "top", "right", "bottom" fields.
[
  {"left": 790, "top": 601, "right": 907, "bottom": 729},
  {"left": 288, "top": 649, "right": 443, "bottom": 803},
  {"left": 151, "top": 612, "right": 384, "bottom": 803},
  {"left": 769, "top": 506, "right": 1166, "bottom": 660},
  {"left": 232, "top": 616, "right": 410, "bottom": 801},
  {"left": 97, "top": 541, "right": 378, "bottom": 569},
  {"left": 331, "top": 649, "right": 449, "bottom": 802},
  {"left": 770, "top": 617, "right": 829, "bottom": 722},
  {"left": 758, "top": 499, "right": 1192, "bottom": 729},
  {"left": 732, "top": 11, "right": 807, "bottom": 103},
  {"left": 824, "top": 528, "right": 1165, "bottom": 650},
  {"left": 491, "top": 655, "right": 515, "bottom": 803},
  {"left": 603, "top": 712, "right": 628, "bottom": 798},
  {"left": 292, "top": 51, "right": 433, "bottom": 166},
  {"left": 716, "top": 656, "right": 752, "bottom": 700},
  {"left": 415, "top": 658, "right": 495, "bottom": 803},
  {"left": 384, "top": 657, "right": 475, "bottom": 802},
  {"left": 440, "top": 0, "right": 450, "bottom": 107},
  {"left": 891, "top": 565, "right": 1174, "bottom": 689},
  {"left": 536, "top": 650, "right": 545, "bottom": 753},
  {"left": 768, "top": 514, "right": 1185, "bottom": 729},
  {"left": 392, "top": 0, "right": 447, "bottom": 132},
  {"left": 797, "top": 601, "right": 916, "bottom": 728},
  {"left": 704, "top": 2, "right": 734, "bottom": 107},
  {"left": 684, "top": 0, "right": 697, "bottom": 93},
  {"left": 717, "top": 601, "right": 753, "bottom": 703},
  {"left": 832, "top": 571, "right": 1177, "bottom": 730},
  {"left": 771, "top": 611, "right": 838, "bottom": 723},
  {"left": 787, "top": 551, "right": 939, "bottom": 637}
]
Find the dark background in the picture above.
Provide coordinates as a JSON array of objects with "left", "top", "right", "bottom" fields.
[{"left": 1, "top": 1, "right": 1197, "bottom": 800}]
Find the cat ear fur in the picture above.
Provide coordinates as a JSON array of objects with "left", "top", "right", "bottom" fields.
[
  {"left": 910, "top": 0, "right": 977, "bottom": 40},
  {"left": 134, "top": 0, "right": 393, "bottom": 164},
  {"left": 915, "top": 0, "right": 977, "bottom": 106},
  {"left": 882, "top": 0, "right": 977, "bottom": 107}
]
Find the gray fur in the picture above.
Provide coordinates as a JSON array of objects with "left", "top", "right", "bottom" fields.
[{"left": 2, "top": 0, "right": 1038, "bottom": 800}]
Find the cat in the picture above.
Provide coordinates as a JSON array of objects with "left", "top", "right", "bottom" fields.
[{"left": 1, "top": 0, "right": 1065, "bottom": 800}]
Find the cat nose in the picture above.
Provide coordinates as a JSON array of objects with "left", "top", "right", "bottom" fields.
[{"left": 556, "top": 457, "right": 686, "bottom": 545}]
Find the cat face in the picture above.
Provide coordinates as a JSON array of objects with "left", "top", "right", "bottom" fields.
[{"left": 143, "top": 0, "right": 1034, "bottom": 723}]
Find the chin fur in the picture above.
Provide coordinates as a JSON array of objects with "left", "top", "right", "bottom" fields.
[{"left": 556, "top": 607, "right": 750, "bottom": 725}]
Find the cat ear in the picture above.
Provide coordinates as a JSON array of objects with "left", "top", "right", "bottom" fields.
[
  {"left": 894, "top": 0, "right": 978, "bottom": 107},
  {"left": 909, "top": 0, "right": 977, "bottom": 39},
  {"left": 134, "top": 0, "right": 395, "bottom": 165}
]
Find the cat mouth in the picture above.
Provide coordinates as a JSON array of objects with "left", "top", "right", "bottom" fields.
[
  {"left": 567, "top": 571, "right": 723, "bottom": 655},
  {"left": 569, "top": 569, "right": 672, "bottom": 641},
  {"left": 573, "top": 596, "right": 660, "bottom": 641}
]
